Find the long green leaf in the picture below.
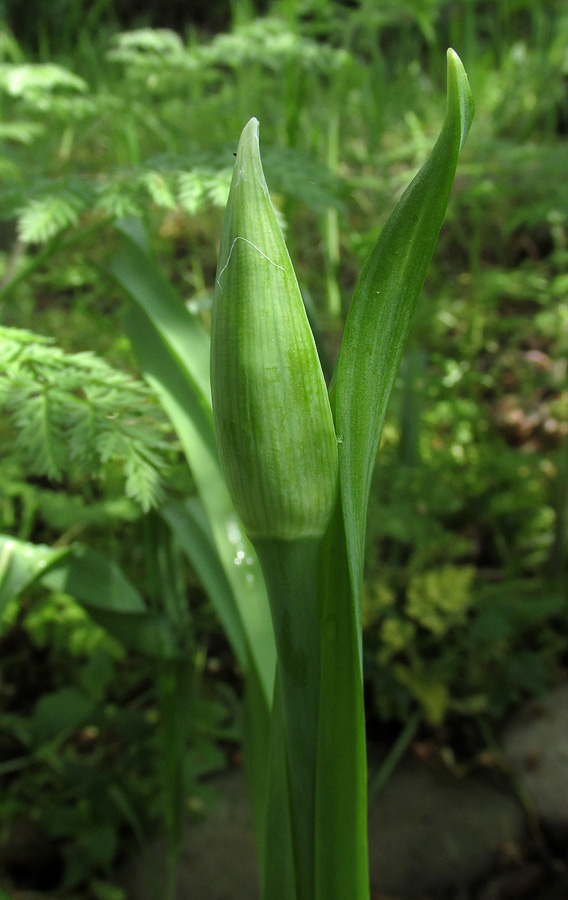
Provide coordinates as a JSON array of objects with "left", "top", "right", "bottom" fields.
[
  {"left": 261, "top": 672, "right": 296, "bottom": 900},
  {"left": 254, "top": 538, "right": 321, "bottom": 900},
  {"left": 315, "top": 504, "right": 369, "bottom": 900},
  {"left": 114, "top": 218, "right": 212, "bottom": 403},
  {"left": 335, "top": 49, "right": 474, "bottom": 638},
  {"left": 161, "top": 497, "right": 248, "bottom": 670},
  {"left": 110, "top": 228, "right": 276, "bottom": 863},
  {"left": 313, "top": 51, "right": 473, "bottom": 900},
  {"left": 110, "top": 228, "right": 276, "bottom": 705}
]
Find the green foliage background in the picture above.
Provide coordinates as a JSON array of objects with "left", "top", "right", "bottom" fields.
[{"left": 0, "top": 0, "right": 567, "bottom": 895}]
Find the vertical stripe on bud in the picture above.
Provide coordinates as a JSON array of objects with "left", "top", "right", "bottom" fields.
[{"left": 211, "top": 118, "right": 338, "bottom": 542}]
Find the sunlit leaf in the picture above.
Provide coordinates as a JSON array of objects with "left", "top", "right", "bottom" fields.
[{"left": 335, "top": 49, "right": 474, "bottom": 643}]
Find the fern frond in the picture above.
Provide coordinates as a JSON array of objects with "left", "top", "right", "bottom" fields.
[
  {"left": 123, "top": 449, "right": 164, "bottom": 510},
  {"left": 9, "top": 384, "right": 67, "bottom": 479},
  {"left": 177, "top": 167, "right": 232, "bottom": 214},
  {"left": 17, "top": 192, "right": 86, "bottom": 244},
  {"left": 32, "top": 95, "right": 97, "bottom": 121},
  {"left": 0, "top": 62, "right": 94, "bottom": 120},
  {"left": 108, "top": 28, "right": 186, "bottom": 58},
  {"left": 106, "top": 28, "right": 198, "bottom": 85},
  {"left": 0, "top": 121, "right": 44, "bottom": 144},
  {"left": 95, "top": 173, "right": 146, "bottom": 219},
  {"left": 0, "top": 63, "right": 87, "bottom": 97},
  {"left": 0, "top": 327, "right": 171, "bottom": 510},
  {"left": 142, "top": 170, "right": 177, "bottom": 209},
  {"left": 66, "top": 400, "right": 99, "bottom": 470},
  {"left": 203, "top": 19, "right": 352, "bottom": 75},
  {"left": 106, "top": 20, "right": 352, "bottom": 95}
]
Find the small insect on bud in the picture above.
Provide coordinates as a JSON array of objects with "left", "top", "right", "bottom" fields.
[{"left": 211, "top": 118, "right": 338, "bottom": 543}]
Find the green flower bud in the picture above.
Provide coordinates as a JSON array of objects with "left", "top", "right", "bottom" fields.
[{"left": 211, "top": 118, "right": 338, "bottom": 542}]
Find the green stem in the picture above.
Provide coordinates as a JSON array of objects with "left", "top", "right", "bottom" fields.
[
  {"left": 368, "top": 708, "right": 421, "bottom": 803},
  {"left": 315, "top": 503, "right": 369, "bottom": 900},
  {"left": 254, "top": 537, "right": 321, "bottom": 900}
]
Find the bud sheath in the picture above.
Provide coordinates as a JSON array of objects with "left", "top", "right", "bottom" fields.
[{"left": 211, "top": 117, "right": 338, "bottom": 542}]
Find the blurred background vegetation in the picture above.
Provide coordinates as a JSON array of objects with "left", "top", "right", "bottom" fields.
[{"left": 0, "top": 0, "right": 567, "bottom": 896}]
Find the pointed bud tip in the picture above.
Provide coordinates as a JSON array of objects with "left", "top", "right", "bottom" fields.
[
  {"left": 241, "top": 117, "right": 259, "bottom": 140},
  {"left": 235, "top": 118, "right": 260, "bottom": 167}
]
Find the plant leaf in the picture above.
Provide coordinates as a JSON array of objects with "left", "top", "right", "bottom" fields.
[
  {"left": 41, "top": 545, "right": 146, "bottom": 614},
  {"left": 161, "top": 497, "right": 248, "bottom": 669},
  {"left": 315, "top": 503, "right": 369, "bottom": 900},
  {"left": 335, "top": 49, "right": 474, "bottom": 646},
  {"left": 40, "top": 546, "right": 183, "bottom": 658},
  {"left": 110, "top": 225, "right": 276, "bottom": 859},
  {"left": 110, "top": 226, "right": 276, "bottom": 703},
  {"left": 261, "top": 673, "right": 296, "bottom": 900},
  {"left": 0, "top": 535, "right": 68, "bottom": 628},
  {"left": 0, "top": 534, "right": 180, "bottom": 658}
]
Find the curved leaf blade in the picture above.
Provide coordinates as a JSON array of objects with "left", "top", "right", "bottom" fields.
[
  {"left": 111, "top": 226, "right": 277, "bottom": 861},
  {"left": 111, "top": 233, "right": 276, "bottom": 703},
  {"left": 315, "top": 502, "right": 369, "bottom": 900},
  {"left": 335, "top": 49, "right": 474, "bottom": 641},
  {"left": 161, "top": 497, "right": 249, "bottom": 670}
]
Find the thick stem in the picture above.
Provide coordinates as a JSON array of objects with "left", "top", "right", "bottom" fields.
[{"left": 254, "top": 537, "right": 320, "bottom": 900}]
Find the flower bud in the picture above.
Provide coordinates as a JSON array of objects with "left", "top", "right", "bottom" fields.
[{"left": 211, "top": 118, "right": 338, "bottom": 542}]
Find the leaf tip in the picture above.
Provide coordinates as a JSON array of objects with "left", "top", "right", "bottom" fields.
[{"left": 446, "top": 47, "right": 474, "bottom": 151}]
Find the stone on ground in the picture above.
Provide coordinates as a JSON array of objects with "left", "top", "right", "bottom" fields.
[
  {"left": 501, "top": 683, "right": 568, "bottom": 840},
  {"left": 119, "top": 754, "right": 525, "bottom": 899}
]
